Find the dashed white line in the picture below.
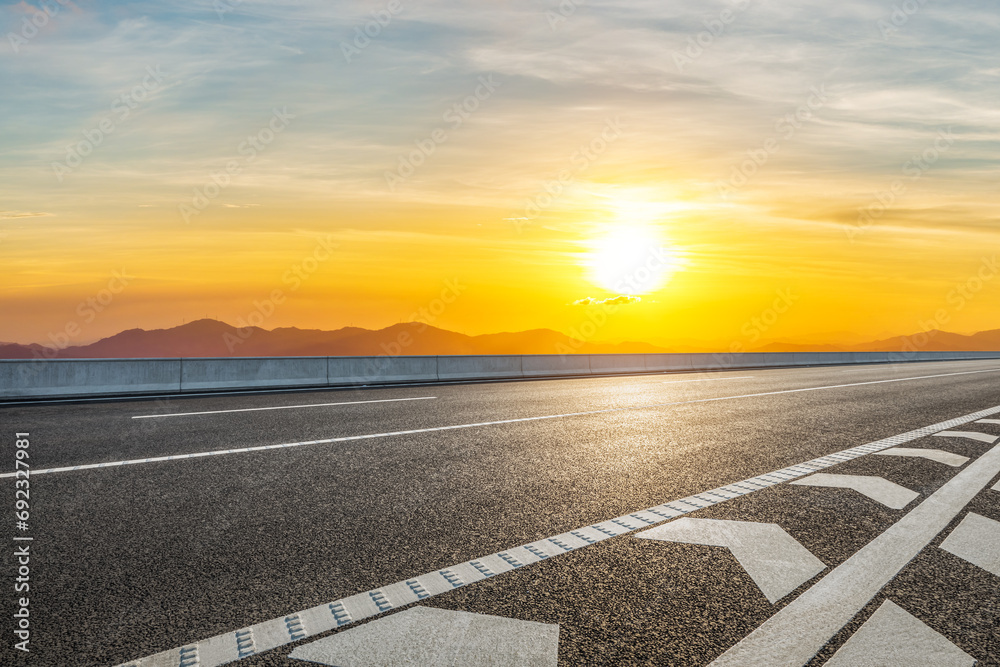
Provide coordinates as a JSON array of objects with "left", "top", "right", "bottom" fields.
[
  {"left": 661, "top": 376, "right": 754, "bottom": 384},
  {"left": 9, "top": 367, "right": 1000, "bottom": 480},
  {"left": 131, "top": 396, "right": 437, "bottom": 419},
  {"left": 115, "top": 403, "right": 1000, "bottom": 667}
]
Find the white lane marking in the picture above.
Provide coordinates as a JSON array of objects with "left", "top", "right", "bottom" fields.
[
  {"left": 975, "top": 419, "right": 1000, "bottom": 425},
  {"left": 825, "top": 600, "right": 975, "bottom": 667},
  {"left": 873, "top": 447, "right": 969, "bottom": 467},
  {"left": 635, "top": 518, "right": 825, "bottom": 603},
  {"left": 709, "top": 440, "right": 1000, "bottom": 667},
  {"left": 287, "top": 607, "right": 559, "bottom": 666},
  {"left": 661, "top": 376, "right": 754, "bottom": 384},
  {"left": 11, "top": 367, "right": 1000, "bottom": 480},
  {"left": 789, "top": 474, "right": 919, "bottom": 509},
  {"left": 940, "top": 512, "right": 1000, "bottom": 577},
  {"left": 131, "top": 396, "right": 438, "bottom": 419},
  {"left": 114, "top": 404, "right": 1000, "bottom": 667},
  {"left": 932, "top": 430, "right": 998, "bottom": 444},
  {"left": 993, "top": 480, "right": 1000, "bottom": 492}
]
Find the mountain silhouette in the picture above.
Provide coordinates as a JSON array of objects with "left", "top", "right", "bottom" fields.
[{"left": 2, "top": 319, "right": 1000, "bottom": 359}]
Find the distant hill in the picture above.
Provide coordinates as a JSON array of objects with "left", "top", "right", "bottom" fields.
[{"left": 2, "top": 319, "right": 999, "bottom": 359}]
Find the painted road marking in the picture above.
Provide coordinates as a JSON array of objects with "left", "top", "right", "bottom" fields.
[
  {"left": 932, "top": 430, "right": 999, "bottom": 444},
  {"left": 636, "top": 518, "right": 826, "bottom": 603},
  {"left": 872, "top": 447, "right": 969, "bottom": 467},
  {"left": 10, "top": 367, "right": 1000, "bottom": 480},
  {"left": 789, "top": 474, "right": 918, "bottom": 509},
  {"left": 824, "top": 600, "right": 974, "bottom": 667},
  {"left": 113, "top": 404, "right": 1000, "bottom": 667},
  {"left": 131, "top": 396, "right": 438, "bottom": 419},
  {"left": 709, "top": 440, "right": 1000, "bottom": 666},
  {"left": 940, "top": 512, "right": 1000, "bottom": 577},
  {"left": 287, "top": 607, "right": 559, "bottom": 666},
  {"left": 661, "top": 376, "right": 754, "bottom": 384},
  {"left": 975, "top": 418, "right": 1000, "bottom": 425}
]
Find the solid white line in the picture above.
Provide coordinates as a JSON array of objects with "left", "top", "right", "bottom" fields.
[
  {"left": 7, "top": 367, "right": 1000, "bottom": 480},
  {"left": 709, "top": 440, "right": 1000, "bottom": 666},
  {"left": 662, "top": 376, "right": 754, "bottom": 384},
  {"left": 131, "top": 396, "right": 437, "bottom": 419},
  {"left": 115, "top": 403, "right": 1000, "bottom": 667}
]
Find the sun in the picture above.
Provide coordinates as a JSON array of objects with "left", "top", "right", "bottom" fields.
[{"left": 587, "top": 226, "right": 679, "bottom": 294}]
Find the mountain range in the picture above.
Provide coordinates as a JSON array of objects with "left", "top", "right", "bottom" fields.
[{"left": 2, "top": 319, "right": 1000, "bottom": 359}]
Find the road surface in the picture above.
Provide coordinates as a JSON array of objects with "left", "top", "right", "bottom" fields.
[{"left": 2, "top": 359, "right": 999, "bottom": 665}]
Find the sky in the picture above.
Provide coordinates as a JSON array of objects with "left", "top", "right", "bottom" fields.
[{"left": 1, "top": 0, "right": 999, "bottom": 349}]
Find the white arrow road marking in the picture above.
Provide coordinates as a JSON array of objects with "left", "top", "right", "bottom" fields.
[
  {"left": 993, "top": 480, "right": 1000, "bottom": 492},
  {"left": 975, "top": 419, "right": 1000, "bottom": 425},
  {"left": 824, "top": 600, "right": 975, "bottom": 667},
  {"left": 788, "top": 474, "right": 919, "bottom": 509},
  {"left": 872, "top": 447, "right": 969, "bottom": 467},
  {"left": 636, "top": 518, "right": 826, "bottom": 603},
  {"left": 287, "top": 607, "right": 559, "bottom": 666},
  {"left": 932, "top": 430, "right": 998, "bottom": 444},
  {"left": 940, "top": 512, "right": 1000, "bottom": 577},
  {"left": 113, "top": 404, "right": 1000, "bottom": 667},
  {"left": 709, "top": 441, "right": 1000, "bottom": 667}
]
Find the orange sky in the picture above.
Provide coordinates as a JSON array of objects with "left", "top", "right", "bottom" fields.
[{"left": 2, "top": 1, "right": 999, "bottom": 348}]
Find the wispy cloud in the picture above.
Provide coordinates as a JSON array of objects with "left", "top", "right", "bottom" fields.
[{"left": 573, "top": 295, "right": 641, "bottom": 306}]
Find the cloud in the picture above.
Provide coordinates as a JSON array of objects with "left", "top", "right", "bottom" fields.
[
  {"left": 573, "top": 295, "right": 641, "bottom": 306},
  {"left": 0, "top": 211, "right": 52, "bottom": 219}
]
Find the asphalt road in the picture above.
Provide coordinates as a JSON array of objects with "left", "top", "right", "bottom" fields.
[{"left": 2, "top": 359, "right": 1000, "bottom": 666}]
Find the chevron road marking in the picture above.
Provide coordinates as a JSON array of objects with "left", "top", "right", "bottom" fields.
[
  {"left": 635, "top": 518, "right": 826, "bottom": 603},
  {"left": 287, "top": 607, "right": 559, "bottom": 666},
  {"left": 824, "top": 600, "right": 974, "bottom": 667},
  {"left": 788, "top": 474, "right": 918, "bottom": 509},
  {"left": 939, "top": 512, "right": 1000, "bottom": 577},
  {"left": 932, "top": 430, "right": 999, "bottom": 444},
  {"left": 872, "top": 447, "right": 969, "bottom": 467}
]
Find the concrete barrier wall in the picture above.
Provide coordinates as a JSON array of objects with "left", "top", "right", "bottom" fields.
[
  {"left": 0, "top": 359, "right": 182, "bottom": 398},
  {"left": 181, "top": 357, "right": 328, "bottom": 391},
  {"left": 438, "top": 355, "right": 522, "bottom": 380},
  {"left": 3, "top": 351, "right": 1000, "bottom": 400}
]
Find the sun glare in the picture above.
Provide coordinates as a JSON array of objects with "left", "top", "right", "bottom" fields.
[{"left": 588, "top": 226, "right": 679, "bottom": 294}]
